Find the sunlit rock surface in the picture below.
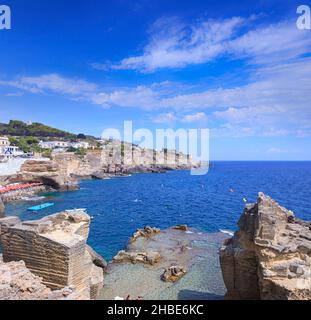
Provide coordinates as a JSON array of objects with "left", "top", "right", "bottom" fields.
[
  {"left": 0, "top": 258, "right": 80, "bottom": 300},
  {"left": 220, "top": 193, "right": 311, "bottom": 300},
  {"left": 0, "top": 210, "right": 105, "bottom": 300}
]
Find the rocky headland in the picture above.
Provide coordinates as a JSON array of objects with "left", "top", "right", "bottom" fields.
[
  {"left": 0, "top": 145, "right": 197, "bottom": 213},
  {"left": 220, "top": 193, "right": 311, "bottom": 300}
]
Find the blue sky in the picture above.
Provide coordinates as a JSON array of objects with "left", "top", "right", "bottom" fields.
[{"left": 1, "top": 0, "right": 311, "bottom": 160}]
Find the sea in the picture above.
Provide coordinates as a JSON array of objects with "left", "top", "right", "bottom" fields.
[{"left": 4, "top": 161, "right": 311, "bottom": 261}]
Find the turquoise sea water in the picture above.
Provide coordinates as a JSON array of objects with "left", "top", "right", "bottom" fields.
[{"left": 4, "top": 161, "right": 311, "bottom": 260}]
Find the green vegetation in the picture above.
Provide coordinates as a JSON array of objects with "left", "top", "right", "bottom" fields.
[
  {"left": 8, "top": 136, "right": 42, "bottom": 153},
  {"left": 67, "top": 146, "right": 87, "bottom": 156},
  {"left": 0, "top": 120, "right": 76, "bottom": 139},
  {"left": 41, "top": 149, "right": 52, "bottom": 159}
]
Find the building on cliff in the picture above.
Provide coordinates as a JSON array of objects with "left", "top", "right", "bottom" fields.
[{"left": 0, "top": 136, "right": 24, "bottom": 161}]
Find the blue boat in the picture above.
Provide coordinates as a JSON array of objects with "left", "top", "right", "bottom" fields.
[{"left": 27, "top": 203, "right": 55, "bottom": 211}]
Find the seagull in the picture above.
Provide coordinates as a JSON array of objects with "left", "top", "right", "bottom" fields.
[{"left": 243, "top": 198, "right": 248, "bottom": 203}]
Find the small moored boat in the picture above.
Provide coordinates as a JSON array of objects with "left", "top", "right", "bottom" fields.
[{"left": 27, "top": 203, "right": 55, "bottom": 211}]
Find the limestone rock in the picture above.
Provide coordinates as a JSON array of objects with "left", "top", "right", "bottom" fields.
[
  {"left": 172, "top": 225, "right": 188, "bottom": 232},
  {"left": 9, "top": 159, "right": 79, "bottom": 191},
  {"left": 0, "top": 259, "right": 79, "bottom": 300},
  {"left": 130, "top": 226, "right": 161, "bottom": 243},
  {"left": 0, "top": 197, "right": 5, "bottom": 217},
  {"left": 220, "top": 193, "right": 311, "bottom": 300},
  {"left": 113, "top": 250, "right": 161, "bottom": 266},
  {"left": 86, "top": 245, "right": 108, "bottom": 270},
  {"left": 161, "top": 266, "right": 187, "bottom": 283},
  {"left": 0, "top": 210, "right": 104, "bottom": 300}
]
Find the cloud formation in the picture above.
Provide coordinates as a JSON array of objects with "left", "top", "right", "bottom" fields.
[
  {"left": 1, "top": 16, "right": 311, "bottom": 138},
  {"left": 104, "top": 17, "right": 311, "bottom": 72}
]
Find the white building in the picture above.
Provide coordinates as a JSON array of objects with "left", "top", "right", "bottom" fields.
[
  {"left": 0, "top": 136, "right": 24, "bottom": 160},
  {"left": 39, "top": 141, "right": 70, "bottom": 149},
  {"left": 39, "top": 140, "right": 90, "bottom": 150},
  {"left": 70, "top": 141, "right": 90, "bottom": 149}
]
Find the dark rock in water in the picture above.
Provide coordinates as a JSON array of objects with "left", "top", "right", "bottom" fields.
[
  {"left": 220, "top": 192, "right": 311, "bottom": 300},
  {"left": 161, "top": 266, "right": 187, "bottom": 282},
  {"left": 172, "top": 225, "right": 188, "bottom": 232},
  {"left": 130, "top": 226, "right": 161, "bottom": 243},
  {"left": 86, "top": 245, "right": 108, "bottom": 270}
]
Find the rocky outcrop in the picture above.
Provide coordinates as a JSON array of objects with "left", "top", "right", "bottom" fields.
[
  {"left": 87, "top": 245, "right": 108, "bottom": 269},
  {"left": 220, "top": 193, "right": 311, "bottom": 300},
  {"left": 0, "top": 210, "right": 105, "bottom": 300},
  {"left": 53, "top": 146, "right": 197, "bottom": 180},
  {"left": 130, "top": 226, "right": 161, "bottom": 243},
  {"left": 0, "top": 259, "right": 80, "bottom": 300},
  {"left": 0, "top": 197, "right": 4, "bottom": 217},
  {"left": 16, "top": 160, "right": 79, "bottom": 191},
  {"left": 161, "top": 266, "right": 187, "bottom": 283},
  {"left": 172, "top": 225, "right": 188, "bottom": 232},
  {"left": 113, "top": 250, "right": 161, "bottom": 266}
]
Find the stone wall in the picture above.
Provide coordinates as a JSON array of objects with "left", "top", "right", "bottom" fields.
[
  {"left": 220, "top": 193, "right": 311, "bottom": 300},
  {"left": 0, "top": 210, "right": 105, "bottom": 300}
]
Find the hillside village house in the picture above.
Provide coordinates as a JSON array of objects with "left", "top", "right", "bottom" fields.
[
  {"left": 39, "top": 141, "right": 70, "bottom": 149},
  {"left": 39, "top": 140, "right": 90, "bottom": 150},
  {"left": 0, "top": 136, "right": 24, "bottom": 159}
]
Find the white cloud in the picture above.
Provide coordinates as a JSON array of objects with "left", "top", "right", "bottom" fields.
[
  {"left": 110, "top": 16, "right": 245, "bottom": 72},
  {"left": 266, "top": 147, "right": 282, "bottom": 154},
  {"left": 153, "top": 112, "right": 177, "bottom": 124},
  {"left": 1, "top": 15, "right": 311, "bottom": 139},
  {"left": 228, "top": 21, "right": 311, "bottom": 64},
  {"left": 181, "top": 112, "right": 208, "bottom": 123},
  {"left": 19, "top": 74, "right": 98, "bottom": 95},
  {"left": 105, "top": 17, "right": 311, "bottom": 72},
  {"left": 4, "top": 92, "right": 24, "bottom": 97}
]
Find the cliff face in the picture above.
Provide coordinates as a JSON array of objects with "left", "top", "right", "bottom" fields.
[
  {"left": 0, "top": 210, "right": 105, "bottom": 300},
  {"left": 16, "top": 159, "right": 79, "bottom": 191},
  {"left": 0, "top": 197, "right": 4, "bottom": 216},
  {"left": 220, "top": 193, "right": 311, "bottom": 300},
  {"left": 52, "top": 147, "right": 195, "bottom": 178},
  {"left": 0, "top": 259, "right": 80, "bottom": 300}
]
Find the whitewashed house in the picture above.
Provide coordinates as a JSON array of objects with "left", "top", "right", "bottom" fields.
[
  {"left": 39, "top": 140, "right": 90, "bottom": 151},
  {"left": 0, "top": 136, "right": 24, "bottom": 160},
  {"left": 39, "top": 141, "right": 70, "bottom": 149},
  {"left": 70, "top": 141, "right": 90, "bottom": 149}
]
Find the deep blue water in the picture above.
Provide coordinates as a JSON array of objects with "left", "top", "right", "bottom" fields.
[{"left": 4, "top": 162, "right": 311, "bottom": 260}]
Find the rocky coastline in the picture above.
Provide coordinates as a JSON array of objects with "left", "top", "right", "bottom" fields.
[
  {"left": 0, "top": 193, "right": 310, "bottom": 300},
  {"left": 0, "top": 148, "right": 197, "bottom": 213}
]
